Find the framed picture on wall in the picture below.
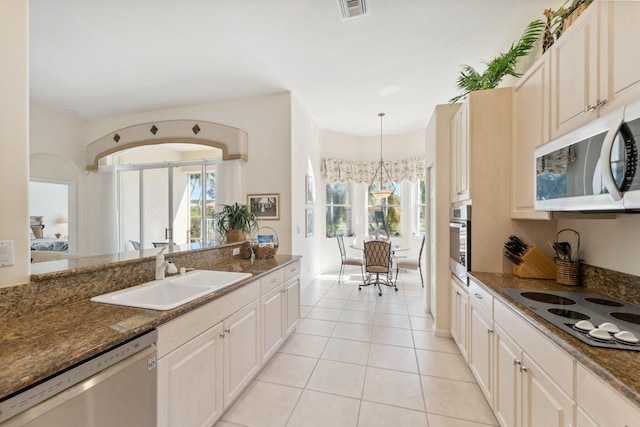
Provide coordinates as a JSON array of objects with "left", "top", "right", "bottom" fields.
[
  {"left": 305, "top": 208, "right": 314, "bottom": 238},
  {"left": 305, "top": 175, "right": 315, "bottom": 204},
  {"left": 247, "top": 193, "right": 280, "bottom": 220}
]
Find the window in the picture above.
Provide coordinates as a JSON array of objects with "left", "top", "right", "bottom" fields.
[
  {"left": 415, "top": 179, "right": 426, "bottom": 236},
  {"left": 188, "top": 168, "right": 216, "bottom": 245},
  {"left": 325, "top": 182, "right": 353, "bottom": 237},
  {"left": 367, "top": 184, "right": 401, "bottom": 236}
]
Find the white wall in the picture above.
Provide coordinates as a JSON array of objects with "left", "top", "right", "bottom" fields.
[{"left": 0, "top": 0, "right": 29, "bottom": 287}]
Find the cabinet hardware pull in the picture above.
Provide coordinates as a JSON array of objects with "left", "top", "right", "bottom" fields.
[
  {"left": 225, "top": 328, "right": 231, "bottom": 334},
  {"left": 474, "top": 293, "right": 482, "bottom": 299},
  {"left": 219, "top": 332, "right": 226, "bottom": 338},
  {"left": 487, "top": 329, "right": 494, "bottom": 334},
  {"left": 513, "top": 359, "right": 521, "bottom": 366},
  {"left": 456, "top": 291, "right": 461, "bottom": 295},
  {"left": 519, "top": 366, "right": 528, "bottom": 373}
]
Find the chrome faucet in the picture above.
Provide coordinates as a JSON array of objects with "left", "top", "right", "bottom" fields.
[{"left": 155, "top": 247, "right": 177, "bottom": 280}]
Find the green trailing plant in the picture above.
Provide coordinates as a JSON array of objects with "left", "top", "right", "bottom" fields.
[
  {"left": 212, "top": 202, "right": 258, "bottom": 235},
  {"left": 449, "top": 19, "right": 546, "bottom": 103}
]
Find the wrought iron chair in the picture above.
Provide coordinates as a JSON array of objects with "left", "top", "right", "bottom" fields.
[
  {"left": 361, "top": 240, "right": 396, "bottom": 296},
  {"left": 395, "top": 235, "right": 426, "bottom": 287},
  {"left": 336, "top": 235, "right": 364, "bottom": 283}
]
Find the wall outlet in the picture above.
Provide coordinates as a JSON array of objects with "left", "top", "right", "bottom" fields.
[
  {"left": 233, "top": 247, "right": 240, "bottom": 256},
  {"left": 0, "top": 240, "right": 14, "bottom": 267}
]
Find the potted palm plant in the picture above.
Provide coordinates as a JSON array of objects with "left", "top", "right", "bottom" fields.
[{"left": 213, "top": 202, "right": 258, "bottom": 243}]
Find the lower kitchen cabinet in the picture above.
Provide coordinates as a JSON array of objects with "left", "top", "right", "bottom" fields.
[
  {"left": 284, "top": 277, "right": 300, "bottom": 336},
  {"left": 223, "top": 299, "right": 261, "bottom": 407},
  {"left": 450, "top": 277, "right": 469, "bottom": 360},
  {"left": 468, "top": 279, "right": 494, "bottom": 402},
  {"left": 493, "top": 324, "right": 521, "bottom": 427},
  {"left": 261, "top": 274, "right": 300, "bottom": 362},
  {"left": 158, "top": 323, "right": 224, "bottom": 427}
]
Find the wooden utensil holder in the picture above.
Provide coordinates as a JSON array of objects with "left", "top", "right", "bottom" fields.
[{"left": 512, "top": 246, "right": 556, "bottom": 279}]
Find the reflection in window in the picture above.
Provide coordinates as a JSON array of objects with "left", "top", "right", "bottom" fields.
[
  {"left": 415, "top": 179, "right": 426, "bottom": 236},
  {"left": 368, "top": 184, "right": 401, "bottom": 237},
  {"left": 325, "top": 182, "right": 353, "bottom": 238}
]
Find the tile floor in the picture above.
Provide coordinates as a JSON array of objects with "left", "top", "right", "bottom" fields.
[{"left": 217, "top": 269, "right": 498, "bottom": 427}]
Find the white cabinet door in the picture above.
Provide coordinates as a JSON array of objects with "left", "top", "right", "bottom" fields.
[
  {"left": 261, "top": 284, "right": 285, "bottom": 362},
  {"left": 599, "top": 1, "right": 640, "bottom": 113},
  {"left": 224, "top": 299, "right": 261, "bottom": 408},
  {"left": 450, "top": 278, "right": 469, "bottom": 360},
  {"left": 521, "top": 353, "right": 574, "bottom": 427},
  {"left": 511, "top": 55, "right": 552, "bottom": 220},
  {"left": 284, "top": 277, "right": 300, "bottom": 337},
  {"left": 493, "top": 324, "right": 522, "bottom": 427},
  {"left": 468, "top": 303, "right": 493, "bottom": 403},
  {"left": 550, "top": 4, "right": 599, "bottom": 137},
  {"left": 158, "top": 323, "right": 224, "bottom": 427},
  {"left": 450, "top": 102, "right": 470, "bottom": 203}
]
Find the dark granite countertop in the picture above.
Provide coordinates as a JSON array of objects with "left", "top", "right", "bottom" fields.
[
  {"left": 469, "top": 272, "right": 640, "bottom": 410},
  {"left": 0, "top": 255, "right": 300, "bottom": 400}
]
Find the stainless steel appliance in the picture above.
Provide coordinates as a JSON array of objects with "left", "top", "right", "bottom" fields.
[
  {"left": 503, "top": 289, "right": 640, "bottom": 351},
  {"left": 0, "top": 330, "right": 157, "bottom": 426},
  {"left": 535, "top": 99, "right": 640, "bottom": 211},
  {"left": 449, "top": 205, "right": 471, "bottom": 283}
]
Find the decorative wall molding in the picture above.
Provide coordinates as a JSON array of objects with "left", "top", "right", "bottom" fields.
[
  {"left": 321, "top": 157, "right": 425, "bottom": 184},
  {"left": 86, "top": 119, "right": 248, "bottom": 171}
]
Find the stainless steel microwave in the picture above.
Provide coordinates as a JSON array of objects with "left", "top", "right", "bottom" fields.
[{"left": 534, "top": 99, "right": 640, "bottom": 211}]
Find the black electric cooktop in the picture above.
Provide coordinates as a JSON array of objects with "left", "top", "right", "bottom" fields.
[{"left": 502, "top": 288, "right": 640, "bottom": 351}]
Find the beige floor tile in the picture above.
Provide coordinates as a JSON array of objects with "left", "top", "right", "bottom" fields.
[
  {"left": 321, "top": 337, "right": 370, "bottom": 365},
  {"left": 406, "top": 303, "right": 428, "bottom": 317},
  {"left": 315, "top": 297, "right": 348, "bottom": 309},
  {"left": 421, "top": 376, "right": 498, "bottom": 425},
  {"left": 307, "top": 306, "right": 343, "bottom": 321},
  {"left": 332, "top": 322, "right": 373, "bottom": 341},
  {"left": 214, "top": 420, "right": 248, "bottom": 427},
  {"left": 300, "top": 296, "right": 321, "bottom": 306},
  {"left": 368, "top": 343, "right": 418, "bottom": 373},
  {"left": 300, "top": 305, "right": 313, "bottom": 318},
  {"left": 413, "top": 331, "right": 460, "bottom": 353},
  {"left": 279, "top": 333, "right": 328, "bottom": 358},
  {"left": 362, "top": 366, "right": 425, "bottom": 411},
  {"left": 258, "top": 353, "right": 318, "bottom": 388},
  {"left": 306, "top": 359, "right": 366, "bottom": 398},
  {"left": 377, "top": 291, "right": 406, "bottom": 304},
  {"left": 339, "top": 309, "right": 375, "bottom": 325},
  {"left": 344, "top": 300, "right": 377, "bottom": 312},
  {"left": 357, "top": 401, "right": 427, "bottom": 427},
  {"left": 371, "top": 325, "right": 414, "bottom": 347},
  {"left": 410, "top": 315, "right": 434, "bottom": 331},
  {"left": 295, "top": 318, "right": 336, "bottom": 336},
  {"left": 376, "top": 302, "right": 408, "bottom": 315},
  {"left": 286, "top": 390, "right": 360, "bottom": 427},
  {"left": 323, "top": 290, "right": 353, "bottom": 300},
  {"left": 416, "top": 349, "right": 475, "bottom": 382},
  {"left": 222, "top": 381, "right": 301, "bottom": 427},
  {"left": 349, "top": 290, "right": 381, "bottom": 302},
  {"left": 427, "top": 413, "right": 498, "bottom": 427},
  {"left": 373, "top": 312, "right": 411, "bottom": 329}
]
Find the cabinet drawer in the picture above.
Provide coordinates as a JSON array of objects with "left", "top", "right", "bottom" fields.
[
  {"left": 494, "top": 298, "right": 574, "bottom": 397},
  {"left": 261, "top": 268, "right": 285, "bottom": 294},
  {"left": 469, "top": 278, "right": 493, "bottom": 318},
  {"left": 284, "top": 260, "right": 301, "bottom": 281},
  {"left": 577, "top": 363, "right": 640, "bottom": 426}
]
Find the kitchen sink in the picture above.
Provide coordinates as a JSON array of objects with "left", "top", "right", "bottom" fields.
[
  {"left": 91, "top": 270, "right": 252, "bottom": 310},
  {"left": 502, "top": 288, "right": 640, "bottom": 351}
]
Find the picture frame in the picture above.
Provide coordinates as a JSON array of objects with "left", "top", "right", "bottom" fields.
[
  {"left": 305, "top": 175, "right": 315, "bottom": 204},
  {"left": 247, "top": 193, "right": 280, "bottom": 220},
  {"left": 305, "top": 208, "right": 314, "bottom": 237}
]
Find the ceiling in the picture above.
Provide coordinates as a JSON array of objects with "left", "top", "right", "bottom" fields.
[{"left": 29, "top": 0, "right": 558, "bottom": 136}]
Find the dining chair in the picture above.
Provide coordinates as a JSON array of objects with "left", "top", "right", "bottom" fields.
[
  {"left": 361, "top": 240, "right": 396, "bottom": 296},
  {"left": 336, "top": 235, "right": 364, "bottom": 283},
  {"left": 395, "top": 235, "right": 426, "bottom": 287}
]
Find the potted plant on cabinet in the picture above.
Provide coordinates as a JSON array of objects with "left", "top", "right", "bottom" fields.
[{"left": 213, "top": 202, "right": 258, "bottom": 243}]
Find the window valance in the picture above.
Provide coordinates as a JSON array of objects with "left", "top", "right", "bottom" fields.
[{"left": 321, "top": 157, "right": 425, "bottom": 185}]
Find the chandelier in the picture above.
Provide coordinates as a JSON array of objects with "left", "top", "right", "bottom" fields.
[{"left": 369, "top": 113, "right": 395, "bottom": 199}]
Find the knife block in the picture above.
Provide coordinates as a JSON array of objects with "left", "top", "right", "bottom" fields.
[{"left": 512, "top": 246, "right": 556, "bottom": 280}]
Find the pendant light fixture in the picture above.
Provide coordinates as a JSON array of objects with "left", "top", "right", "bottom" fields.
[{"left": 369, "top": 113, "right": 395, "bottom": 199}]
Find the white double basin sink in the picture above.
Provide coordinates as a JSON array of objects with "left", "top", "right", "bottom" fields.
[{"left": 91, "top": 270, "right": 253, "bottom": 311}]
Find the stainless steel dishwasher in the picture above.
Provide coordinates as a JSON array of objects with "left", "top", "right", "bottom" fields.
[{"left": 0, "top": 330, "right": 157, "bottom": 426}]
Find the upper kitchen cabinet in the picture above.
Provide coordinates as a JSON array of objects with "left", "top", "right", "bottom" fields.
[
  {"left": 550, "top": 0, "right": 640, "bottom": 138},
  {"left": 450, "top": 88, "right": 511, "bottom": 207},
  {"left": 549, "top": 2, "right": 599, "bottom": 138},
  {"left": 511, "top": 55, "right": 552, "bottom": 220},
  {"left": 598, "top": 1, "right": 640, "bottom": 112}
]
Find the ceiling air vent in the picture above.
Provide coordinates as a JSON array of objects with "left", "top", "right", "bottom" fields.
[{"left": 337, "top": 0, "right": 368, "bottom": 20}]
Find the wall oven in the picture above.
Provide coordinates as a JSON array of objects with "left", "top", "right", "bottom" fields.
[{"left": 450, "top": 205, "right": 471, "bottom": 284}]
